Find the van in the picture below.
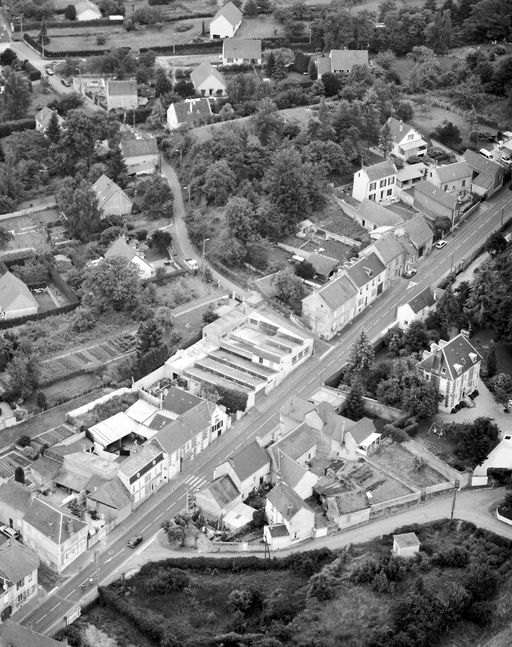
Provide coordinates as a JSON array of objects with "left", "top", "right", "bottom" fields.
[{"left": 479, "top": 148, "right": 493, "bottom": 159}]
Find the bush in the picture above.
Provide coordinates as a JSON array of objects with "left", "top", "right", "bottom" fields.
[
  {"left": 145, "top": 568, "right": 190, "bottom": 594},
  {"left": 431, "top": 547, "right": 469, "bottom": 568},
  {"left": 0, "top": 118, "right": 36, "bottom": 138},
  {"left": 96, "top": 34, "right": 107, "bottom": 45}
]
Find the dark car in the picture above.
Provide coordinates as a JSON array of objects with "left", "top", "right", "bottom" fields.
[
  {"left": 60, "top": 78, "right": 71, "bottom": 87},
  {"left": 127, "top": 535, "right": 143, "bottom": 548},
  {"left": 403, "top": 268, "right": 417, "bottom": 279}
]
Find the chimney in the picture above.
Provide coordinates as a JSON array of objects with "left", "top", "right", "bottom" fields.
[
  {"left": 287, "top": 503, "right": 293, "bottom": 515},
  {"left": 399, "top": 119, "right": 403, "bottom": 132},
  {"left": 460, "top": 329, "right": 470, "bottom": 338},
  {"left": 67, "top": 517, "right": 74, "bottom": 536},
  {"left": 433, "top": 290, "right": 437, "bottom": 301}
]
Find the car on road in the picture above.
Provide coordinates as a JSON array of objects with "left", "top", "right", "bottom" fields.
[
  {"left": 60, "top": 78, "right": 71, "bottom": 87},
  {"left": 127, "top": 535, "right": 143, "bottom": 548},
  {"left": 0, "top": 525, "right": 19, "bottom": 540},
  {"left": 46, "top": 67, "right": 54, "bottom": 75},
  {"left": 403, "top": 268, "right": 417, "bottom": 279},
  {"left": 435, "top": 240, "right": 448, "bottom": 249}
]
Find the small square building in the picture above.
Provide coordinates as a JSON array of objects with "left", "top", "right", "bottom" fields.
[{"left": 392, "top": 532, "right": 420, "bottom": 558}]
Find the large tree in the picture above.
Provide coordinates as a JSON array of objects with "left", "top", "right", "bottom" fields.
[
  {"left": 225, "top": 196, "right": 256, "bottom": 246},
  {"left": 2, "top": 68, "right": 31, "bottom": 120},
  {"left": 203, "top": 160, "right": 237, "bottom": 207},
  {"left": 57, "top": 178, "right": 102, "bottom": 240},
  {"left": 272, "top": 270, "right": 306, "bottom": 308},
  {"left": 82, "top": 257, "right": 142, "bottom": 313},
  {"left": 136, "top": 319, "right": 163, "bottom": 359},
  {"left": 251, "top": 98, "right": 285, "bottom": 147},
  {"left": 455, "top": 417, "right": 499, "bottom": 467},
  {"left": 344, "top": 331, "right": 375, "bottom": 385}
]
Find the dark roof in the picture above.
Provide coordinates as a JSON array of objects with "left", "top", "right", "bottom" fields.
[
  {"left": 163, "top": 387, "right": 203, "bottom": 416},
  {"left": 170, "top": 98, "right": 211, "bottom": 126},
  {"left": 0, "top": 621, "right": 63, "bottom": 647},
  {"left": 433, "top": 161, "right": 472, "bottom": 183},
  {"left": 357, "top": 198, "right": 403, "bottom": 228},
  {"left": 87, "top": 477, "right": 131, "bottom": 509},
  {"left": 372, "top": 233, "right": 405, "bottom": 264},
  {"left": 30, "top": 456, "right": 61, "bottom": 479},
  {"left": 401, "top": 215, "right": 432, "bottom": 249},
  {"left": 156, "top": 400, "right": 214, "bottom": 454},
  {"left": 316, "top": 272, "right": 358, "bottom": 310},
  {"left": 345, "top": 252, "right": 386, "bottom": 288},
  {"left": 383, "top": 117, "right": 419, "bottom": 144},
  {"left": 106, "top": 79, "right": 137, "bottom": 97},
  {"left": 0, "top": 480, "right": 32, "bottom": 513},
  {"left": 223, "top": 38, "right": 262, "bottom": 59},
  {"left": 418, "top": 334, "right": 482, "bottom": 380},
  {"left": 330, "top": 49, "right": 368, "bottom": 70},
  {"left": 363, "top": 160, "right": 397, "bottom": 182},
  {"left": 121, "top": 138, "right": 159, "bottom": 158},
  {"left": 23, "top": 499, "right": 87, "bottom": 544},
  {"left": 347, "top": 417, "right": 376, "bottom": 444},
  {"left": 205, "top": 474, "right": 240, "bottom": 507},
  {"left": 148, "top": 411, "right": 174, "bottom": 431},
  {"left": 228, "top": 442, "right": 269, "bottom": 481},
  {"left": 307, "top": 252, "right": 338, "bottom": 276},
  {"left": 273, "top": 422, "right": 317, "bottom": 461},
  {"left": 214, "top": 1, "right": 242, "bottom": 26},
  {"left": 415, "top": 180, "right": 458, "bottom": 211},
  {"left": 266, "top": 482, "right": 313, "bottom": 519},
  {"left": 407, "top": 286, "right": 439, "bottom": 314},
  {"left": 463, "top": 149, "right": 503, "bottom": 177},
  {"left": 267, "top": 523, "right": 289, "bottom": 538},
  {"left": 0, "top": 540, "right": 39, "bottom": 584}
]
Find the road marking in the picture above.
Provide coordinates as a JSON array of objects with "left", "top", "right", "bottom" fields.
[
  {"left": 49, "top": 603, "right": 60, "bottom": 613},
  {"left": 35, "top": 614, "right": 48, "bottom": 624},
  {"left": 141, "top": 522, "right": 151, "bottom": 532},
  {"left": 155, "top": 512, "right": 164, "bottom": 520}
]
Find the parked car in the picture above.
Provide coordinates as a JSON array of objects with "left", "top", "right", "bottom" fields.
[
  {"left": 0, "top": 526, "right": 19, "bottom": 540},
  {"left": 403, "top": 268, "right": 417, "bottom": 279},
  {"left": 435, "top": 240, "right": 448, "bottom": 249},
  {"left": 60, "top": 78, "right": 71, "bottom": 87},
  {"left": 46, "top": 67, "right": 54, "bottom": 76},
  {"left": 127, "top": 535, "right": 143, "bottom": 548}
]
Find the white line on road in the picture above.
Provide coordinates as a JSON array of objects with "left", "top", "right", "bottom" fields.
[
  {"left": 155, "top": 512, "right": 164, "bottom": 520},
  {"left": 49, "top": 603, "right": 60, "bottom": 613},
  {"left": 35, "top": 614, "right": 48, "bottom": 624},
  {"left": 141, "top": 522, "right": 151, "bottom": 532}
]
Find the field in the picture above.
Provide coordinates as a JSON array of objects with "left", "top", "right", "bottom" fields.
[
  {"left": 237, "top": 15, "right": 284, "bottom": 39},
  {"left": 65, "top": 521, "right": 512, "bottom": 647},
  {"left": 371, "top": 440, "right": 448, "bottom": 489}
]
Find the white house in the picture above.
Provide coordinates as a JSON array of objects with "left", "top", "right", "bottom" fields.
[
  {"left": 117, "top": 442, "right": 165, "bottom": 509},
  {"left": 167, "top": 98, "right": 212, "bottom": 130},
  {"left": 396, "top": 286, "right": 442, "bottom": 330},
  {"left": 302, "top": 272, "right": 358, "bottom": 340},
  {"left": 329, "top": 49, "right": 369, "bottom": 74},
  {"left": 381, "top": 117, "right": 427, "bottom": 161},
  {"left": 393, "top": 532, "right": 421, "bottom": 557},
  {"left": 214, "top": 441, "right": 271, "bottom": 499},
  {"left": 75, "top": 0, "right": 101, "bottom": 20},
  {"left": 104, "top": 236, "right": 155, "bottom": 280},
  {"left": 370, "top": 233, "right": 406, "bottom": 285},
  {"left": 417, "top": 333, "right": 482, "bottom": 412},
  {"left": 210, "top": 1, "right": 242, "bottom": 39},
  {"left": 264, "top": 482, "right": 315, "bottom": 549},
  {"left": 222, "top": 39, "right": 262, "bottom": 67},
  {"left": 105, "top": 79, "right": 137, "bottom": 111},
  {"left": 190, "top": 62, "right": 227, "bottom": 98},
  {"left": 0, "top": 541, "right": 40, "bottom": 621},
  {"left": 0, "top": 271, "right": 38, "bottom": 320},
  {"left": 426, "top": 161, "right": 472, "bottom": 197},
  {"left": 92, "top": 174, "right": 132, "bottom": 218},
  {"left": 352, "top": 160, "right": 397, "bottom": 202}
]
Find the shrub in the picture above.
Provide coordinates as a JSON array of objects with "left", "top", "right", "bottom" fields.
[
  {"left": 96, "top": 34, "right": 107, "bottom": 45},
  {"left": 431, "top": 547, "right": 469, "bottom": 568}
]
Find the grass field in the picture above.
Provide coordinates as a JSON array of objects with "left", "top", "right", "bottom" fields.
[{"left": 372, "top": 441, "right": 448, "bottom": 489}]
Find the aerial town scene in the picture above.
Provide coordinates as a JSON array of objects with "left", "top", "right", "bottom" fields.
[{"left": 0, "top": 0, "right": 511, "bottom": 644}]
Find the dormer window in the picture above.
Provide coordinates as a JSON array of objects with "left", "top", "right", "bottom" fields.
[
  {"left": 461, "top": 358, "right": 466, "bottom": 365},
  {"left": 441, "top": 368, "right": 447, "bottom": 375},
  {"left": 469, "top": 352, "right": 478, "bottom": 363}
]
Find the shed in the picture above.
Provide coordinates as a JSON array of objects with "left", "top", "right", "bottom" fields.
[{"left": 392, "top": 532, "right": 420, "bottom": 557}]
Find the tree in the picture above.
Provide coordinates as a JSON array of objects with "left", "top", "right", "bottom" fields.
[
  {"left": 402, "top": 321, "right": 430, "bottom": 354},
  {"left": 136, "top": 319, "right": 163, "bottom": 359},
  {"left": 141, "top": 174, "right": 173, "bottom": 219},
  {"left": 64, "top": 3, "right": 76, "bottom": 19},
  {"left": 344, "top": 331, "right": 375, "bottom": 385},
  {"left": 0, "top": 227, "right": 13, "bottom": 249},
  {"left": 2, "top": 69, "right": 31, "bottom": 120},
  {"left": 225, "top": 196, "right": 255, "bottom": 246},
  {"left": 0, "top": 48, "right": 17, "bottom": 66},
  {"left": 486, "top": 344, "right": 497, "bottom": 378},
  {"left": 340, "top": 380, "right": 365, "bottom": 420},
  {"left": 137, "top": 344, "right": 168, "bottom": 378},
  {"left": 107, "top": 146, "right": 128, "bottom": 186},
  {"left": 251, "top": 98, "right": 285, "bottom": 146},
  {"left": 154, "top": 67, "right": 173, "bottom": 97},
  {"left": 485, "top": 231, "right": 507, "bottom": 257},
  {"left": 395, "top": 100, "right": 413, "bottom": 122},
  {"left": 265, "top": 51, "right": 276, "bottom": 78},
  {"left": 431, "top": 121, "right": 462, "bottom": 148},
  {"left": 272, "top": 270, "right": 306, "bottom": 308},
  {"left": 82, "top": 257, "right": 142, "bottom": 313},
  {"left": 203, "top": 160, "right": 236, "bottom": 206},
  {"left": 401, "top": 381, "right": 440, "bottom": 419},
  {"left": 36, "top": 391, "right": 47, "bottom": 410},
  {"left": 455, "top": 417, "right": 500, "bottom": 467},
  {"left": 216, "top": 386, "right": 247, "bottom": 413},
  {"left": 273, "top": 54, "right": 287, "bottom": 81},
  {"left": 46, "top": 111, "right": 61, "bottom": 144},
  {"left": 6, "top": 352, "right": 40, "bottom": 400},
  {"left": 57, "top": 178, "right": 102, "bottom": 241},
  {"left": 490, "top": 372, "right": 512, "bottom": 409},
  {"left": 150, "top": 229, "right": 172, "bottom": 254},
  {"left": 295, "top": 260, "right": 315, "bottom": 280},
  {"left": 14, "top": 466, "right": 25, "bottom": 484},
  {"left": 162, "top": 520, "right": 185, "bottom": 547}
]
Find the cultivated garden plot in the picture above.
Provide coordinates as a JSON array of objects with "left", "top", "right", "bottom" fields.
[{"left": 371, "top": 441, "right": 449, "bottom": 490}]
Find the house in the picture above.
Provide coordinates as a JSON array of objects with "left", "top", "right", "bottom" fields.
[
  {"left": 397, "top": 286, "right": 442, "bottom": 329},
  {"left": 92, "top": 174, "right": 132, "bottom": 218},
  {"left": 195, "top": 474, "right": 243, "bottom": 526},
  {"left": 167, "top": 98, "right": 212, "bottom": 130},
  {"left": 355, "top": 199, "right": 403, "bottom": 232},
  {"left": 105, "top": 79, "right": 137, "bottom": 111},
  {"left": 268, "top": 448, "right": 318, "bottom": 499},
  {"left": 75, "top": 0, "right": 101, "bottom": 20},
  {"left": 214, "top": 441, "right": 271, "bottom": 499},
  {"left": 463, "top": 149, "right": 504, "bottom": 197},
  {"left": 394, "top": 215, "right": 433, "bottom": 267},
  {"left": 306, "top": 252, "right": 339, "bottom": 282},
  {"left": 414, "top": 180, "right": 461, "bottom": 229},
  {"left": 105, "top": 236, "right": 154, "bottom": 279},
  {"left": 116, "top": 442, "right": 165, "bottom": 509},
  {"left": 381, "top": 117, "right": 427, "bottom": 161},
  {"left": 0, "top": 26, "right": 10, "bottom": 55},
  {"left": 86, "top": 477, "right": 131, "bottom": 527},
  {"left": 21, "top": 498, "right": 88, "bottom": 573},
  {"left": 330, "top": 49, "right": 369, "bottom": 74},
  {"left": 370, "top": 233, "right": 406, "bottom": 284},
  {"left": 0, "top": 620, "right": 64, "bottom": 646},
  {"left": 393, "top": 532, "right": 420, "bottom": 557},
  {"left": 279, "top": 396, "right": 323, "bottom": 436},
  {"left": 191, "top": 62, "right": 227, "bottom": 98},
  {"left": 473, "top": 434, "right": 512, "bottom": 486},
  {"left": 302, "top": 272, "right": 359, "bottom": 340},
  {"left": 321, "top": 489, "right": 370, "bottom": 529},
  {"left": 318, "top": 403, "right": 381, "bottom": 460},
  {"left": 396, "top": 162, "right": 427, "bottom": 191},
  {"left": 0, "top": 481, "right": 32, "bottom": 532},
  {"left": 120, "top": 137, "right": 160, "bottom": 175},
  {"left": 222, "top": 39, "right": 262, "bottom": 67},
  {"left": 345, "top": 252, "right": 387, "bottom": 315},
  {"left": 417, "top": 333, "right": 482, "bottom": 412},
  {"left": 264, "top": 482, "right": 315, "bottom": 548},
  {"left": 162, "top": 386, "right": 204, "bottom": 418},
  {"left": 29, "top": 455, "right": 60, "bottom": 489},
  {"left": 210, "top": 1, "right": 242, "bottom": 39},
  {"left": 34, "top": 106, "right": 63, "bottom": 135},
  {"left": 352, "top": 160, "right": 397, "bottom": 202},
  {"left": 426, "top": 161, "right": 472, "bottom": 196},
  {"left": 271, "top": 422, "right": 318, "bottom": 467},
  {"left": 0, "top": 271, "right": 38, "bottom": 320},
  {"left": 0, "top": 540, "right": 39, "bottom": 620}
]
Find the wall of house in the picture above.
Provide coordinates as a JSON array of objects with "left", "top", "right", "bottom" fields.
[
  {"left": 102, "top": 193, "right": 132, "bottom": 217},
  {"left": 292, "top": 470, "right": 317, "bottom": 499},
  {"left": 197, "top": 78, "right": 226, "bottom": 97},
  {"left": 333, "top": 506, "right": 370, "bottom": 529},
  {"left": 287, "top": 508, "right": 315, "bottom": 542},
  {"left": 21, "top": 523, "right": 87, "bottom": 573},
  {"left": 210, "top": 16, "right": 239, "bottom": 39},
  {"left": 107, "top": 95, "right": 137, "bottom": 111},
  {"left": 414, "top": 191, "right": 453, "bottom": 221},
  {"left": 125, "top": 154, "right": 159, "bottom": 175},
  {"left": 120, "top": 460, "right": 164, "bottom": 509}
]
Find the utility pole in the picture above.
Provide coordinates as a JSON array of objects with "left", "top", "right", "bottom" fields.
[{"left": 450, "top": 487, "right": 458, "bottom": 520}]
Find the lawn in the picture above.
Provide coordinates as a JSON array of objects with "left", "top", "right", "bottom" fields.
[
  {"left": 237, "top": 15, "right": 284, "bottom": 39},
  {"left": 410, "top": 101, "right": 472, "bottom": 143},
  {"left": 372, "top": 440, "right": 448, "bottom": 489},
  {"left": 33, "top": 289, "right": 57, "bottom": 312}
]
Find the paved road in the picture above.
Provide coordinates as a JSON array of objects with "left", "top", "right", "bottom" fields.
[{"left": 19, "top": 185, "right": 512, "bottom": 635}]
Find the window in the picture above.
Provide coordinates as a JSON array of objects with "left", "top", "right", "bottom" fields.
[
  {"left": 461, "top": 179, "right": 466, "bottom": 187},
  {"left": 17, "top": 593, "right": 24, "bottom": 603},
  {"left": 408, "top": 133, "right": 414, "bottom": 140},
  {"left": 443, "top": 184, "right": 448, "bottom": 191},
  {"left": 379, "top": 179, "right": 386, "bottom": 188},
  {"left": 16, "top": 578, "right": 24, "bottom": 589},
  {"left": 389, "top": 177, "right": 395, "bottom": 184},
  {"left": 369, "top": 182, "right": 376, "bottom": 191}
]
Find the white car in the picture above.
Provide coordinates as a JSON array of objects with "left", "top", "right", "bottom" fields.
[{"left": 435, "top": 240, "right": 448, "bottom": 249}]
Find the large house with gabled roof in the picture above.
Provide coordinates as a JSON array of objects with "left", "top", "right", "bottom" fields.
[
  {"left": 369, "top": 233, "right": 406, "bottom": 284},
  {"left": 92, "top": 174, "right": 132, "bottom": 218},
  {"left": 394, "top": 214, "right": 433, "bottom": 269},
  {"left": 120, "top": 137, "right": 160, "bottom": 175},
  {"left": 222, "top": 38, "right": 262, "bottom": 67},
  {"left": 210, "top": 1, "right": 242, "bottom": 39},
  {"left": 463, "top": 149, "right": 504, "bottom": 197},
  {"left": 314, "top": 49, "right": 369, "bottom": 76},
  {"left": 105, "top": 79, "right": 137, "bottom": 111},
  {"left": 0, "top": 271, "right": 38, "bottom": 321},
  {"left": 417, "top": 333, "right": 482, "bottom": 412},
  {"left": 381, "top": 117, "right": 427, "bottom": 161},
  {"left": 352, "top": 159, "right": 397, "bottom": 202},
  {"left": 190, "top": 62, "right": 227, "bottom": 98},
  {"left": 0, "top": 540, "right": 40, "bottom": 619},
  {"left": 167, "top": 97, "right": 212, "bottom": 130},
  {"left": 264, "top": 482, "right": 315, "bottom": 549}
]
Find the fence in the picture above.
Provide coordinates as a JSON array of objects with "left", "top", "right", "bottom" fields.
[{"left": 369, "top": 491, "right": 421, "bottom": 514}]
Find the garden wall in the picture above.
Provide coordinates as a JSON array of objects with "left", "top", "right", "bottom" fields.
[
  {"left": 369, "top": 491, "right": 421, "bottom": 516},
  {"left": 322, "top": 385, "right": 404, "bottom": 422},
  {"left": 66, "top": 386, "right": 132, "bottom": 424}
]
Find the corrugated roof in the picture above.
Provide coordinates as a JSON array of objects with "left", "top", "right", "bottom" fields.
[
  {"left": 316, "top": 272, "right": 358, "bottom": 310},
  {"left": 223, "top": 38, "right": 262, "bottom": 60},
  {"left": 330, "top": 49, "right": 368, "bottom": 70},
  {"left": 89, "top": 411, "right": 141, "bottom": 447},
  {"left": 363, "top": 159, "right": 396, "bottom": 182},
  {"left": 345, "top": 252, "right": 386, "bottom": 288},
  {"left": 190, "top": 62, "right": 226, "bottom": 89},
  {"left": 357, "top": 198, "right": 403, "bottom": 228},
  {"left": 266, "top": 482, "right": 313, "bottom": 519},
  {"left": 214, "top": 1, "right": 242, "bottom": 26},
  {"left": 0, "top": 540, "right": 39, "bottom": 584}
]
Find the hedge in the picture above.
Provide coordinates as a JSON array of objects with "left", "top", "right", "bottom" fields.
[
  {"left": 22, "top": 59, "right": 41, "bottom": 81},
  {"left": 23, "top": 33, "right": 108, "bottom": 57},
  {"left": 0, "top": 118, "right": 36, "bottom": 138},
  {"left": 13, "top": 17, "right": 123, "bottom": 30}
]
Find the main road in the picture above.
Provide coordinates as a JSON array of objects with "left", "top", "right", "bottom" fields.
[{"left": 19, "top": 184, "right": 512, "bottom": 636}]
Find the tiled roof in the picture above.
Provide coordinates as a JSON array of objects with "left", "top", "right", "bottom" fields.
[
  {"left": 415, "top": 180, "right": 458, "bottom": 211},
  {"left": 0, "top": 540, "right": 39, "bottom": 584},
  {"left": 267, "top": 482, "right": 313, "bottom": 520},
  {"left": 75, "top": 0, "right": 101, "bottom": 16},
  {"left": 35, "top": 106, "right": 62, "bottom": 129},
  {"left": 433, "top": 161, "right": 472, "bottom": 183},
  {"left": 148, "top": 411, "right": 174, "bottom": 431},
  {"left": 363, "top": 160, "right": 396, "bottom": 182},
  {"left": 204, "top": 474, "right": 240, "bottom": 507},
  {"left": 0, "top": 271, "right": 38, "bottom": 313},
  {"left": 163, "top": 387, "right": 203, "bottom": 416},
  {"left": 316, "top": 272, "right": 358, "bottom": 310},
  {"left": 214, "top": 1, "right": 242, "bottom": 26},
  {"left": 117, "top": 442, "right": 163, "bottom": 478},
  {"left": 345, "top": 252, "right": 386, "bottom": 288},
  {"left": 463, "top": 149, "right": 502, "bottom": 177},
  {"left": 407, "top": 286, "right": 439, "bottom": 314},
  {"left": 190, "top": 62, "right": 226, "bottom": 89},
  {"left": 382, "top": 117, "right": 419, "bottom": 144},
  {"left": 156, "top": 400, "right": 213, "bottom": 454},
  {"left": 0, "top": 480, "right": 32, "bottom": 514},
  {"left": 0, "top": 621, "right": 63, "bottom": 647},
  {"left": 418, "top": 334, "right": 482, "bottom": 380},
  {"left": 121, "top": 137, "right": 159, "bottom": 158},
  {"left": 346, "top": 417, "right": 376, "bottom": 444},
  {"left": 271, "top": 450, "right": 309, "bottom": 489},
  {"left": 330, "top": 49, "right": 368, "bottom": 70},
  {"left": 371, "top": 233, "right": 405, "bottom": 264},
  {"left": 273, "top": 422, "right": 317, "bottom": 462},
  {"left": 223, "top": 38, "right": 261, "bottom": 59},
  {"left": 307, "top": 252, "right": 338, "bottom": 276},
  {"left": 106, "top": 79, "right": 137, "bottom": 97},
  {"left": 357, "top": 198, "right": 403, "bottom": 228},
  {"left": 228, "top": 441, "right": 269, "bottom": 481},
  {"left": 87, "top": 477, "right": 131, "bottom": 509},
  {"left": 105, "top": 236, "right": 137, "bottom": 262},
  {"left": 170, "top": 98, "right": 212, "bottom": 126},
  {"left": 23, "top": 499, "right": 87, "bottom": 544},
  {"left": 92, "top": 174, "right": 131, "bottom": 211},
  {"left": 401, "top": 215, "right": 432, "bottom": 249}
]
